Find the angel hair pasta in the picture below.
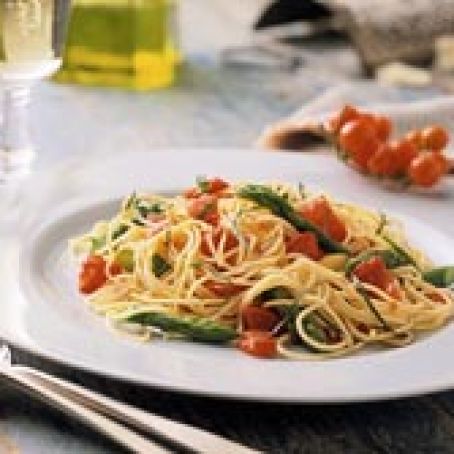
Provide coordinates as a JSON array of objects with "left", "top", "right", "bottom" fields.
[{"left": 70, "top": 177, "right": 454, "bottom": 359}]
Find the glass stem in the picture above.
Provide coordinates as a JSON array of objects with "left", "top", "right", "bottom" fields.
[{"left": 1, "top": 83, "right": 36, "bottom": 175}]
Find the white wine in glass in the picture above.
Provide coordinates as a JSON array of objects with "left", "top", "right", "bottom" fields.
[{"left": 0, "top": 0, "right": 72, "bottom": 179}]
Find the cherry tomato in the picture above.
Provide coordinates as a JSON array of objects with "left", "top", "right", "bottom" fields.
[
  {"left": 356, "top": 113, "right": 391, "bottom": 141},
  {"left": 421, "top": 125, "right": 449, "bottom": 150},
  {"left": 79, "top": 255, "right": 108, "bottom": 294},
  {"left": 408, "top": 152, "right": 445, "bottom": 187},
  {"left": 391, "top": 139, "right": 418, "bottom": 173},
  {"left": 285, "top": 231, "right": 324, "bottom": 261},
  {"left": 352, "top": 141, "right": 381, "bottom": 171},
  {"left": 356, "top": 112, "right": 376, "bottom": 128},
  {"left": 373, "top": 115, "right": 393, "bottom": 142},
  {"left": 431, "top": 152, "right": 449, "bottom": 173},
  {"left": 187, "top": 194, "right": 218, "bottom": 225},
  {"left": 201, "top": 228, "right": 239, "bottom": 256},
  {"left": 352, "top": 256, "right": 400, "bottom": 297},
  {"left": 405, "top": 130, "right": 425, "bottom": 150},
  {"left": 298, "top": 197, "right": 347, "bottom": 242},
  {"left": 325, "top": 105, "right": 360, "bottom": 134},
  {"left": 241, "top": 306, "right": 280, "bottom": 332},
  {"left": 367, "top": 143, "right": 399, "bottom": 176},
  {"left": 238, "top": 331, "right": 277, "bottom": 358},
  {"left": 204, "top": 281, "right": 247, "bottom": 297},
  {"left": 338, "top": 119, "right": 381, "bottom": 170}
]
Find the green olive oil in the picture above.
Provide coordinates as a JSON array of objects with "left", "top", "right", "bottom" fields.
[{"left": 55, "top": 0, "right": 179, "bottom": 90}]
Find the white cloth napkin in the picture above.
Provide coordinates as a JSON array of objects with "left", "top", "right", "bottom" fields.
[{"left": 258, "top": 82, "right": 454, "bottom": 156}]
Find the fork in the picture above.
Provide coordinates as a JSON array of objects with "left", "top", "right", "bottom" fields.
[{"left": 0, "top": 345, "right": 259, "bottom": 454}]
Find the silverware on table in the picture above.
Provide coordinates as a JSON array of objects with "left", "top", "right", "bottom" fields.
[{"left": 0, "top": 345, "right": 259, "bottom": 454}]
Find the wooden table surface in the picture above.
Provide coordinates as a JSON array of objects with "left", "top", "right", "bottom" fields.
[{"left": 2, "top": 2, "right": 454, "bottom": 453}]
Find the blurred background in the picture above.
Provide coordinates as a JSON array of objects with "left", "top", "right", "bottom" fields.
[
  {"left": 0, "top": 0, "right": 446, "bottom": 172},
  {"left": 53, "top": 0, "right": 454, "bottom": 90},
  {"left": 3, "top": 0, "right": 454, "bottom": 171},
  {"left": 52, "top": 0, "right": 454, "bottom": 88}
]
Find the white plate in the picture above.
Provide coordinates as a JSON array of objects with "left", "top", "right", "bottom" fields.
[{"left": 4, "top": 150, "right": 454, "bottom": 402}]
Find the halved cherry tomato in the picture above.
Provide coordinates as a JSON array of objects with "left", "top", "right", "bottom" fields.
[
  {"left": 204, "top": 281, "right": 247, "bottom": 297},
  {"left": 79, "top": 256, "right": 107, "bottom": 294},
  {"left": 385, "top": 279, "right": 402, "bottom": 300},
  {"left": 338, "top": 118, "right": 381, "bottom": 170},
  {"left": 183, "top": 178, "right": 229, "bottom": 199},
  {"left": 109, "top": 262, "right": 123, "bottom": 276},
  {"left": 326, "top": 105, "right": 360, "bottom": 134},
  {"left": 241, "top": 306, "right": 280, "bottom": 332},
  {"left": 298, "top": 197, "right": 347, "bottom": 243},
  {"left": 238, "top": 331, "right": 277, "bottom": 358},
  {"left": 203, "top": 211, "right": 220, "bottom": 227},
  {"left": 421, "top": 125, "right": 449, "bottom": 150},
  {"left": 427, "top": 292, "right": 446, "bottom": 303},
  {"left": 187, "top": 194, "right": 219, "bottom": 225},
  {"left": 285, "top": 231, "right": 324, "bottom": 261},
  {"left": 352, "top": 256, "right": 400, "bottom": 298},
  {"left": 79, "top": 255, "right": 118, "bottom": 294},
  {"left": 183, "top": 187, "right": 200, "bottom": 199},
  {"left": 147, "top": 213, "right": 166, "bottom": 223},
  {"left": 207, "top": 177, "right": 229, "bottom": 193},
  {"left": 84, "top": 255, "right": 105, "bottom": 268},
  {"left": 201, "top": 228, "right": 239, "bottom": 256},
  {"left": 408, "top": 151, "right": 445, "bottom": 187},
  {"left": 353, "top": 256, "right": 389, "bottom": 289}
]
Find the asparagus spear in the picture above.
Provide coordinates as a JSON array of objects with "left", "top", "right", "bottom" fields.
[
  {"left": 124, "top": 311, "right": 237, "bottom": 343},
  {"left": 237, "top": 185, "right": 348, "bottom": 254},
  {"left": 302, "top": 315, "right": 329, "bottom": 344},
  {"left": 278, "top": 305, "right": 339, "bottom": 351},
  {"left": 381, "top": 235, "right": 419, "bottom": 269},
  {"left": 112, "top": 224, "right": 129, "bottom": 240},
  {"left": 423, "top": 266, "right": 454, "bottom": 288}
]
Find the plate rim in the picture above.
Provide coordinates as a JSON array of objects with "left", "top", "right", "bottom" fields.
[{"left": 5, "top": 328, "right": 454, "bottom": 404}]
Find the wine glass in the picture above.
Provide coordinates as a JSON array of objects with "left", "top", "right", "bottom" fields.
[{"left": 0, "top": 0, "right": 72, "bottom": 180}]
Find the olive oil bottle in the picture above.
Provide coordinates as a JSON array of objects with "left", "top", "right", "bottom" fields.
[{"left": 55, "top": 0, "right": 179, "bottom": 90}]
